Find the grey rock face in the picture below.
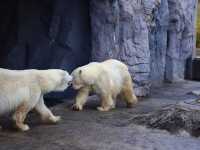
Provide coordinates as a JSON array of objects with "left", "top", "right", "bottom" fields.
[
  {"left": 0, "top": 0, "right": 92, "bottom": 99},
  {"left": 165, "top": 0, "right": 196, "bottom": 82},
  {"left": 0, "top": 0, "right": 91, "bottom": 72},
  {"left": 149, "top": 0, "right": 169, "bottom": 86},
  {"left": 90, "top": 0, "right": 197, "bottom": 96},
  {"left": 90, "top": 0, "right": 151, "bottom": 96},
  {"left": 0, "top": 0, "right": 197, "bottom": 98}
]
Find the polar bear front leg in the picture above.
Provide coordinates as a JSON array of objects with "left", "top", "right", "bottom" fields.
[
  {"left": 97, "top": 94, "right": 115, "bottom": 112},
  {"left": 12, "top": 102, "right": 31, "bottom": 131},
  {"left": 35, "top": 96, "right": 61, "bottom": 124},
  {"left": 72, "top": 87, "right": 90, "bottom": 111}
]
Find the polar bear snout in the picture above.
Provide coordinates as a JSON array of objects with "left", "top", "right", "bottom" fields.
[
  {"left": 53, "top": 71, "right": 73, "bottom": 91},
  {"left": 66, "top": 75, "right": 73, "bottom": 86},
  {"left": 63, "top": 72, "right": 73, "bottom": 87}
]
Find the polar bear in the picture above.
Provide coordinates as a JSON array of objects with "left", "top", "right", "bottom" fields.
[
  {"left": 0, "top": 68, "right": 72, "bottom": 131},
  {"left": 71, "top": 59, "right": 138, "bottom": 111}
]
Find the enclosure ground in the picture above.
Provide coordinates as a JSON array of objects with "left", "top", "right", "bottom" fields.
[{"left": 1, "top": 81, "right": 200, "bottom": 150}]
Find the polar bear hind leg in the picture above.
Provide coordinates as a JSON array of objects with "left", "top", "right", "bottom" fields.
[
  {"left": 97, "top": 94, "right": 115, "bottom": 111},
  {"left": 12, "top": 101, "right": 31, "bottom": 131},
  {"left": 121, "top": 75, "right": 138, "bottom": 108}
]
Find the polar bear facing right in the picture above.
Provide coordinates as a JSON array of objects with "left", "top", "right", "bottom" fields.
[
  {"left": 0, "top": 69, "right": 72, "bottom": 131},
  {"left": 71, "top": 59, "right": 138, "bottom": 111}
]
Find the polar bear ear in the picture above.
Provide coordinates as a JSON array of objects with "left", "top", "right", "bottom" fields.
[
  {"left": 79, "top": 69, "right": 95, "bottom": 85},
  {"left": 79, "top": 70, "right": 83, "bottom": 78}
]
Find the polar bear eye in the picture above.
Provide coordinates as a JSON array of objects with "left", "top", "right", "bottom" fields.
[{"left": 79, "top": 70, "right": 82, "bottom": 75}]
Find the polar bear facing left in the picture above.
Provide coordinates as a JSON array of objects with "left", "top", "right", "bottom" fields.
[
  {"left": 71, "top": 59, "right": 138, "bottom": 111},
  {"left": 0, "top": 69, "right": 72, "bottom": 131}
]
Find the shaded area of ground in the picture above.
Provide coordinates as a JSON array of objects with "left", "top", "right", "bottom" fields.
[{"left": 1, "top": 81, "right": 200, "bottom": 150}]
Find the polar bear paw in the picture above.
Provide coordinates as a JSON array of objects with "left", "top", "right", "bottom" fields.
[
  {"left": 52, "top": 116, "right": 61, "bottom": 123},
  {"left": 17, "top": 124, "right": 30, "bottom": 132},
  {"left": 43, "top": 115, "right": 61, "bottom": 124},
  {"left": 97, "top": 106, "right": 110, "bottom": 112},
  {"left": 49, "top": 115, "right": 61, "bottom": 124},
  {"left": 72, "top": 104, "right": 83, "bottom": 111}
]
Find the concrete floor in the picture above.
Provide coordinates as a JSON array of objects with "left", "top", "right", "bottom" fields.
[{"left": 1, "top": 81, "right": 200, "bottom": 150}]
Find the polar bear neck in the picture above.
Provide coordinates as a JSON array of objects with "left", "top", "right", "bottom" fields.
[{"left": 36, "top": 71, "right": 60, "bottom": 93}]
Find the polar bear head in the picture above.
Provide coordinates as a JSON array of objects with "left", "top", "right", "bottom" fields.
[
  {"left": 53, "top": 70, "right": 73, "bottom": 91},
  {"left": 38, "top": 69, "right": 73, "bottom": 93},
  {"left": 71, "top": 68, "right": 85, "bottom": 90},
  {"left": 71, "top": 63, "right": 99, "bottom": 90}
]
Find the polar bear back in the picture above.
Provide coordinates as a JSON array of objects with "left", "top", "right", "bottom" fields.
[
  {"left": 101, "top": 59, "right": 129, "bottom": 87},
  {"left": 0, "top": 69, "right": 39, "bottom": 115},
  {"left": 80, "top": 59, "right": 130, "bottom": 89}
]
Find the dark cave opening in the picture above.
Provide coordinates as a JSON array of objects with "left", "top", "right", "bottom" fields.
[
  {"left": 0, "top": 0, "right": 91, "bottom": 71},
  {"left": 0, "top": 0, "right": 92, "bottom": 100}
]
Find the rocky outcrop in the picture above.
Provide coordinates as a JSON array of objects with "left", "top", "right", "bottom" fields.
[
  {"left": 149, "top": 0, "right": 169, "bottom": 85},
  {"left": 0, "top": 0, "right": 91, "bottom": 72},
  {"left": 165, "top": 0, "right": 196, "bottom": 82},
  {"left": 90, "top": 0, "right": 151, "bottom": 96},
  {"left": 90, "top": 0, "right": 197, "bottom": 96},
  {"left": 0, "top": 0, "right": 197, "bottom": 97}
]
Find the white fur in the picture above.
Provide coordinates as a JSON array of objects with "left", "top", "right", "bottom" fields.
[
  {"left": 0, "top": 68, "right": 72, "bottom": 131},
  {"left": 71, "top": 59, "right": 138, "bottom": 111}
]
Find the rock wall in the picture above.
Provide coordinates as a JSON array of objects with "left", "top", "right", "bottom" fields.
[
  {"left": 0, "top": 0, "right": 91, "bottom": 72},
  {"left": 90, "top": 0, "right": 197, "bottom": 96},
  {"left": 165, "top": 0, "right": 196, "bottom": 82},
  {"left": 0, "top": 0, "right": 197, "bottom": 98},
  {"left": 0, "top": 0, "right": 92, "bottom": 99},
  {"left": 90, "top": 0, "right": 151, "bottom": 96}
]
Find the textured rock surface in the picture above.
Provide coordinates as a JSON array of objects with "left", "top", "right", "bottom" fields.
[
  {"left": 165, "top": 0, "right": 196, "bottom": 82},
  {"left": 90, "top": 0, "right": 197, "bottom": 95},
  {"left": 0, "top": 0, "right": 197, "bottom": 97},
  {"left": 1, "top": 81, "right": 200, "bottom": 150},
  {"left": 133, "top": 102, "right": 200, "bottom": 137},
  {"left": 0, "top": 0, "right": 91, "bottom": 72},
  {"left": 90, "top": 0, "right": 151, "bottom": 96},
  {"left": 149, "top": 0, "right": 169, "bottom": 85},
  {"left": 0, "top": 0, "right": 91, "bottom": 98}
]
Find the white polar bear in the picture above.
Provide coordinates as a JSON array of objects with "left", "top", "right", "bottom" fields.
[
  {"left": 71, "top": 59, "right": 138, "bottom": 111},
  {"left": 0, "top": 68, "right": 72, "bottom": 131}
]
